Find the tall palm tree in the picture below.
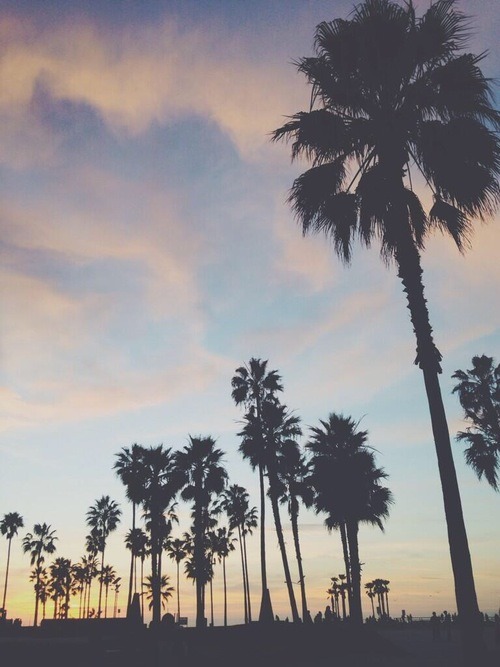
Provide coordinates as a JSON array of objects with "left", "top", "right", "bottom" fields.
[
  {"left": 273, "top": 0, "right": 499, "bottom": 653},
  {"left": 1, "top": 512, "right": 24, "bottom": 615},
  {"left": 29, "top": 566, "right": 49, "bottom": 622},
  {"left": 86, "top": 496, "right": 121, "bottom": 617},
  {"left": 364, "top": 581, "right": 376, "bottom": 619},
  {"left": 114, "top": 443, "right": 146, "bottom": 610},
  {"left": 175, "top": 436, "right": 227, "bottom": 628},
  {"left": 240, "top": 400, "right": 301, "bottom": 622},
  {"left": 232, "top": 358, "right": 283, "bottom": 622},
  {"left": 276, "top": 442, "right": 314, "bottom": 622},
  {"left": 452, "top": 355, "right": 500, "bottom": 489},
  {"left": 139, "top": 445, "right": 181, "bottom": 625},
  {"left": 22, "top": 523, "right": 57, "bottom": 626},
  {"left": 166, "top": 537, "right": 187, "bottom": 623},
  {"left": 307, "top": 413, "right": 392, "bottom": 625}
]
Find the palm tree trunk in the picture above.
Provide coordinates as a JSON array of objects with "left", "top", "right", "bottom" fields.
[
  {"left": 237, "top": 525, "right": 248, "bottom": 623},
  {"left": 370, "top": 595, "right": 375, "bottom": 618},
  {"left": 339, "top": 522, "right": 352, "bottom": 615},
  {"left": 176, "top": 560, "right": 181, "bottom": 622},
  {"left": 395, "top": 239, "right": 483, "bottom": 660},
  {"left": 290, "top": 498, "right": 308, "bottom": 622},
  {"left": 242, "top": 530, "right": 252, "bottom": 622},
  {"left": 268, "top": 485, "right": 299, "bottom": 623},
  {"left": 346, "top": 520, "right": 363, "bottom": 626},
  {"left": 98, "top": 547, "right": 105, "bottom": 617},
  {"left": 209, "top": 575, "right": 214, "bottom": 626},
  {"left": 127, "top": 503, "right": 136, "bottom": 611},
  {"left": 141, "top": 557, "right": 145, "bottom": 620},
  {"left": 223, "top": 555, "right": 227, "bottom": 627},
  {"left": 105, "top": 584, "right": 109, "bottom": 618},
  {"left": 194, "top": 484, "right": 205, "bottom": 628},
  {"left": 2, "top": 537, "right": 12, "bottom": 612},
  {"left": 34, "top": 562, "right": 40, "bottom": 627},
  {"left": 258, "top": 463, "right": 271, "bottom": 623}
]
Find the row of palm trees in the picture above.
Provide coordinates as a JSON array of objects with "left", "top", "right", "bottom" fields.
[{"left": 1, "top": 358, "right": 393, "bottom": 628}]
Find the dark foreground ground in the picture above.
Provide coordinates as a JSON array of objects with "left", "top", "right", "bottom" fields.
[{"left": 0, "top": 621, "right": 498, "bottom": 667}]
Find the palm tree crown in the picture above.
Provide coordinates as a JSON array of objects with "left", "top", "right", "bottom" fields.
[{"left": 452, "top": 354, "right": 500, "bottom": 489}]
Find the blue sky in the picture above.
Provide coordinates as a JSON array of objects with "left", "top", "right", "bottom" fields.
[{"left": 1, "top": 0, "right": 499, "bottom": 624}]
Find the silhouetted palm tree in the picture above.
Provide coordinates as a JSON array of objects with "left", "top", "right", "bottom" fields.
[
  {"left": 125, "top": 527, "right": 148, "bottom": 600},
  {"left": 143, "top": 574, "right": 174, "bottom": 612},
  {"left": 212, "top": 527, "right": 236, "bottom": 627},
  {"left": 166, "top": 537, "right": 187, "bottom": 623},
  {"left": 276, "top": 442, "right": 314, "bottom": 622},
  {"left": 114, "top": 443, "right": 146, "bottom": 610},
  {"left": 23, "top": 523, "right": 57, "bottom": 626},
  {"left": 86, "top": 496, "right": 121, "bottom": 617},
  {"left": 29, "top": 566, "right": 49, "bottom": 621},
  {"left": 99, "top": 564, "right": 117, "bottom": 618},
  {"left": 240, "top": 400, "right": 301, "bottom": 622},
  {"left": 1, "top": 512, "right": 24, "bottom": 615},
  {"left": 232, "top": 358, "right": 283, "bottom": 622},
  {"left": 218, "top": 484, "right": 255, "bottom": 623},
  {"left": 307, "top": 414, "right": 392, "bottom": 625},
  {"left": 49, "top": 557, "right": 72, "bottom": 619},
  {"left": 452, "top": 355, "right": 500, "bottom": 489},
  {"left": 365, "top": 581, "right": 376, "bottom": 619},
  {"left": 113, "top": 576, "right": 121, "bottom": 618},
  {"left": 139, "top": 445, "right": 181, "bottom": 625},
  {"left": 273, "top": 0, "right": 500, "bottom": 652},
  {"left": 175, "top": 436, "right": 227, "bottom": 627}
]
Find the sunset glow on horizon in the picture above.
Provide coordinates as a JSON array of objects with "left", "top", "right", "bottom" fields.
[{"left": 1, "top": 0, "right": 499, "bottom": 627}]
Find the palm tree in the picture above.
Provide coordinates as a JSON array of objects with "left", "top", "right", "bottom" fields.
[
  {"left": 212, "top": 527, "right": 236, "bottom": 627},
  {"left": 240, "top": 400, "right": 301, "bottom": 622},
  {"left": 307, "top": 413, "right": 392, "bottom": 625},
  {"left": 0, "top": 512, "right": 24, "bottom": 615},
  {"left": 218, "top": 484, "right": 255, "bottom": 624},
  {"left": 232, "top": 358, "right": 283, "bottom": 622},
  {"left": 22, "top": 523, "right": 57, "bottom": 626},
  {"left": 139, "top": 445, "right": 181, "bottom": 625},
  {"left": 276, "top": 442, "right": 314, "bottom": 622},
  {"left": 166, "top": 537, "right": 187, "bottom": 623},
  {"left": 114, "top": 443, "right": 146, "bottom": 611},
  {"left": 175, "top": 436, "right": 227, "bottom": 628},
  {"left": 71, "top": 562, "right": 86, "bottom": 618},
  {"left": 365, "top": 581, "right": 376, "bottom": 619},
  {"left": 29, "top": 566, "right": 49, "bottom": 621},
  {"left": 143, "top": 574, "right": 174, "bottom": 612},
  {"left": 113, "top": 576, "right": 121, "bottom": 618},
  {"left": 125, "top": 528, "right": 149, "bottom": 600},
  {"left": 86, "top": 496, "right": 121, "bottom": 617},
  {"left": 273, "top": 0, "right": 499, "bottom": 652},
  {"left": 49, "top": 557, "right": 72, "bottom": 619},
  {"left": 99, "top": 565, "right": 117, "bottom": 618},
  {"left": 452, "top": 355, "right": 500, "bottom": 489}
]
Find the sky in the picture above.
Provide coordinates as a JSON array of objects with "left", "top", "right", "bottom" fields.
[{"left": 1, "top": 0, "right": 499, "bottom": 626}]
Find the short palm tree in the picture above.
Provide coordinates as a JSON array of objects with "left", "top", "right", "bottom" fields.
[
  {"left": 307, "top": 413, "right": 392, "bottom": 625},
  {"left": 1, "top": 512, "right": 24, "bottom": 615},
  {"left": 125, "top": 528, "right": 148, "bottom": 600},
  {"left": 86, "top": 496, "right": 121, "bottom": 617},
  {"left": 273, "top": 0, "right": 499, "bottom": 652},
  {"left": 22, "top": 523, "right": 57, "bottom": 626},
  {"left": 232, "top": 358, "right": 283, "bottom": 622},
  {"left": 114, "top": 443, "right": 147, "bottom": 610},
  {"left": 212, "top": 527, "right": 236, "bottom": 627},
  {"left": 452, "top": 354, "right": 500, "bottom": 489},
  {"left": 166, "top": 537, "right": 187, "bottom": 623},
  {"left": 218, "top": 484, "right": 255, "bottom": 624},
  {"left": 143, "top": 574, "right": 174, "bottom": 612},
  {"left": 175, "top": 436, "right": 227, "bottom": 628},
  {"left": 99, "top": 564, "right": 117, "bottom": 618},
  {"left": 49, "top": 557, "right": 72, "bottom": 619}
]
